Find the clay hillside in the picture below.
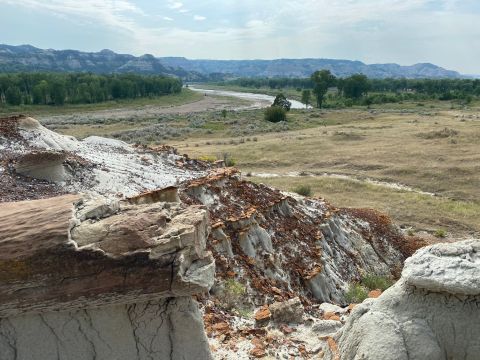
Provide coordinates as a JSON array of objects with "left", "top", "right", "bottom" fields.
[{"left": 0, "top": 115, "right": 478, "bottom": 359}]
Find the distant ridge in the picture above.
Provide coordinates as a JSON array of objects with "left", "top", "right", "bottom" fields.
[
  {"left": 159, "top": 57, "right": 464, "bottom": 79},
  {"left": 0, "top": 44, "right": 465, "bottom": 79}
]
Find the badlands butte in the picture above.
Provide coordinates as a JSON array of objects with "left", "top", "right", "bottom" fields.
[{"left": 0, "top": 115, "right": 479, "bottom": 360}]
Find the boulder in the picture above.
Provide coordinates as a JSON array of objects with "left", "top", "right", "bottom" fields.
[
  {"left": 324, "top": 239, "right": 480, "bottom": 360},
  {"left": 14, "top": 150, "right": 68, "bottom": 183},
  {"left": 269, "top": 297, "right": 304, "bottom": 324}
]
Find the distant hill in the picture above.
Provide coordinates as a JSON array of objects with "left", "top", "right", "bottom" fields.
[
  {"left": 159, "top": 57, "right": 464, "bottom": 79},
  {"left": 0, "top": 44, "right": 206, "bottom": 80},
  {"left": 0, "top": 44, "right": 465, "bottom": 79}
]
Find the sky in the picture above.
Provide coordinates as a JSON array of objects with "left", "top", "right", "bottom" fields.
[{"left": 0, "top": 0, "right": 479, "bottom": 74}]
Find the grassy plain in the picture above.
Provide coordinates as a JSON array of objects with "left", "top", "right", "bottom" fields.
[{"left": 168, "top": 102, "right": 480, "bottom": 238}]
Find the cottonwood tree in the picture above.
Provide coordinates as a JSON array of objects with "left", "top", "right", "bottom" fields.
[
  {"left": 342, "top": 74, "right": 370, "bottom": 99},
  {"left": 301, "top": 89, "right": 311, "bottom": 108},
  {"left": 311, "top": 70, "right": 336, "bottom": 108}
]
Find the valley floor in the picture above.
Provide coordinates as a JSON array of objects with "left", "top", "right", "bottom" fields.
[{"left": 33, "top": 89, "right": 480, "bottom": 239}]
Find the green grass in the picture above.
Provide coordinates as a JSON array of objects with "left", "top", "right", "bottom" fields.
[
  {"left": 292, "top": 184, "right": 312, "bottom": 197},
  {"left": 434, "top": 229, "right": 447, "bottom": 238},
  {"left": 345, "top": 274, "right": 394, "bottom": 303},
  {"left": 224, "top": 279, "right": 246, "bottom": 296},
  {"left": 361, "top": 274, "right": 394, "bottom": 291},
  {"left": 345, "top": 283, "right": 369, "bottom": 303}
]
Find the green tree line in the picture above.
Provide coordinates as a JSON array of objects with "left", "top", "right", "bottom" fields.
[
  {"left": 218, "top": 74, "right": 480, "bottom": 107},
  {"left": 0, "top": 73, "right": 182, "bottom": 106}
]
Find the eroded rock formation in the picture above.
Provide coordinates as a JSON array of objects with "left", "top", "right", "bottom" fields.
[
  {"left": 180, "top": 171, "right": 420, "bottom": 305},
  {"left": 325, "top": 239, "right": 480, "bottom": 360}
]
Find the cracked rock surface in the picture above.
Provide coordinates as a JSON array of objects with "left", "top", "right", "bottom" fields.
[
  {"left": 0, "top": 297, "right": 211, "bottom": 360},
  {"left": 180, "top": 172, "right": 416, "bottom": 305},
  {"left": 324, "top": 239, "right": 480, "bottom": 360}
]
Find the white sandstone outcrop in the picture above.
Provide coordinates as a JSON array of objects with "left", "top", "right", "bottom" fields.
[
  {"left": 324, "top": 239, "right": 480, "bottom": 360},
  {"left": 2, "top": 116, "right": 205, "bottom": 197},
  {"left": 0, "top": 297, "right": 210, "bottom": 360}
]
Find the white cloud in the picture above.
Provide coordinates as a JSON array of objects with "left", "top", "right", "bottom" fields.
[
  {"left": 193, "top": 15, "right": 206, "bottom": 21},
  {"left": 0, "top": 0, "right": 144, "bottom": 34},
  {"left": 168, "top": 1, "right": 183, "bottom": 10},
  {"left": 162, "top": 16, "right": 174, "bottom": 21}
]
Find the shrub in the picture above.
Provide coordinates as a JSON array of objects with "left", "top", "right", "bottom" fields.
[
  {"left": 264, "top": 106, "right": 287, "bottom": 123},
  {"left": 345, "top": 283, "right": 368, "bottom": 303},
  {"left": 219, "top": 279, "right": 247, "bottom": 311},
  {"left": 292, "top": 184, "right": 312, "bottom": 197},
  {"left": 224, "top": 279, "right": 245, "bottom": 296},
  {"left": 221, "top": 152, "right": 236, "bottom": 167},
  {"left": 361, "top": 274, "right": 394, "bottom": 291},
  {"left": 434, "top": 229, "right": 447, "bottom": 238},
  {"left": 198, "top": 155, "right": 217, "bottom": 163}
]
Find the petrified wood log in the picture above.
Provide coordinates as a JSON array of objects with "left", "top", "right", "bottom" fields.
[{"left": 0, "top": 195, "right": 215, "bottom": 318}]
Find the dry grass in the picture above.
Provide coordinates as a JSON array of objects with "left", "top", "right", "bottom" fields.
[
  {"left": 170, "top": 105, "right": 480, "bottom": 237},
  {"left": 248, "top": 175, "right": 480, "bottom": 236}
]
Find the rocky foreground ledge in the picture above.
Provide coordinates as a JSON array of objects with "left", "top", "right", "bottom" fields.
[{"left": 0, "top": 194, "right": 214, "bottom": 359}]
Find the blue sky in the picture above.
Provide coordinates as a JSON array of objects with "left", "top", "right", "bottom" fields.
[{"left": 0, "top": 0, "right": 478, "bottom": 73}]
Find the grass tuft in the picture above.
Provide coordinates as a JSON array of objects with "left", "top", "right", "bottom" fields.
[
  {"left": 345, "top": 283, "right": 369, "bottom": 303},
  {"left": 292, "top": 184, "right": 313, "bottom": 197},
  {"left": 361, "top": 273, "right": 394, "bottom": 291}
]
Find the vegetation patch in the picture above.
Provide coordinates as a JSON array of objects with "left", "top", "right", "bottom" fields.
[
  {"left": 417, "top": 127, "right": 459, "bottom": 139},
  {"left": 345, "top": 273, "right": 394, "bottom": 303},
  {"left": 292, "top": 184, "right": 312, "bottom": 197},
  {"left": 217, "top": 279, "right": 252, "bottom": 316},
  {"left": 345, "top": 283, "right": 369, "bottom": 303},
  {"left": 361, "top": 273, "right": 394, "bottom": 292},
  {"left": 434, "top": 229, "right": 447, "bottom": 238},
  {"left": 264, "top": 106, "right": 287, "bottom": 123}
]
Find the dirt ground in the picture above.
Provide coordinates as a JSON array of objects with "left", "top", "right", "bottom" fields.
[{"left": 38, "top": 95, "right": 253, "bottom": 124}]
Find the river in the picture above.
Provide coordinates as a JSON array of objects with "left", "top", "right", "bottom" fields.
[{"left": 189, "top": 86, "right": 308, "bottom": 109}]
